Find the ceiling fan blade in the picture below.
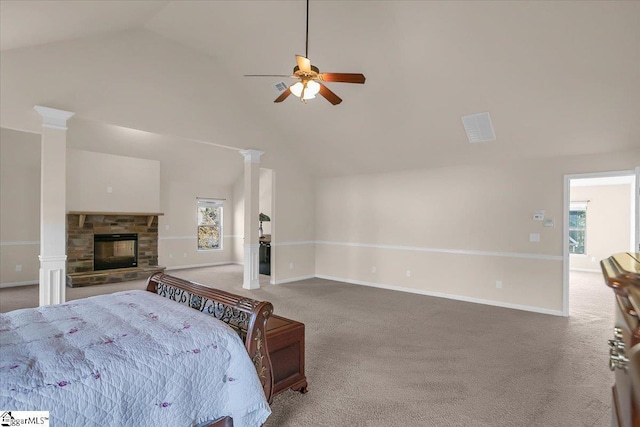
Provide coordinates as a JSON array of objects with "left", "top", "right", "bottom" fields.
[
  {"left": 318, "top": 73, "right": 366, "bottom": 84},
  {"left": 274, "top": 88, "right": 292, "bottom": 103},
  {"left": 296, "top": 55, "right": 311, "bottom": 73},
  {"left": 244, "top": 74, "right": 295, "bottom": 78},
  {"left": 318, "top": 83, "right": 342, "bottom": 105}
]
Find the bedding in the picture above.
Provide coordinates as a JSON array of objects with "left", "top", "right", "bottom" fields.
[{"left": 0, "top": 290, "right": 271, "bottom": 427}]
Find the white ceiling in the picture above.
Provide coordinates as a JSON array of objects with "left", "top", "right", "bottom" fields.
[{"left": 1, "top": 1, "right": 639, "bottom": 177}]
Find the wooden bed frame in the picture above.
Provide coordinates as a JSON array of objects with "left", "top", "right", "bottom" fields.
[{"left": 145, "top": 272, "right": 274, "bottom": 426}]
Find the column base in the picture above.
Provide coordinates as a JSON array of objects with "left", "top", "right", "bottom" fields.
[
  {"left": 243, "top": 243, "right": 260, "bottom": 290},
  {"left": 39, "top": 255, "right": 66, "bottom": 306}
]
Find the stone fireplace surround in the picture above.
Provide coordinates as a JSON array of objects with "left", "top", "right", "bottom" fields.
[{"left": 66, "top": 212, "right": 165, "bottom": 287}]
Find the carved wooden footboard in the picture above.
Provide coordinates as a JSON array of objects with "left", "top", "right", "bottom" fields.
[{"left": 145, "top": 272, "right": 274, "bottom": 407}]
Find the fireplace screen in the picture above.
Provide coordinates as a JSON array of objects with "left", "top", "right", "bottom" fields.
[{"left": 94, "top": 234, "right": 138, "bottom": 271}]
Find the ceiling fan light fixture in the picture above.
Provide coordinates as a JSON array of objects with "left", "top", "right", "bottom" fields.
[{"left": 290, "top": 80, "right": 320, "bottom": 99}]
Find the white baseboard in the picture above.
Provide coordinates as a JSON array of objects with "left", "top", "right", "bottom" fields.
[
  {"left": 569, "top": 268, "right": 601, "bottom": 273},
  {"left": 165, "top": 262, "right": 233, "bottom": 271},
  {"left": 315, "top": 274, "right": 565, "bottom": 317},
  {"left": 0, "top": 280, "right": 38, "bottom": 289},
  {"left": 270, "top": 275, "right": 315, "bottom": 285}
]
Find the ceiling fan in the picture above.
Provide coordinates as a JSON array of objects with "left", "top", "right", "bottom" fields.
[{"left": 244, "top": 0, "right": 365, "bottom": 105}]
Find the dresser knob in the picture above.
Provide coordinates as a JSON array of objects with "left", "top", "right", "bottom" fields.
[
  {"left": 613, "top": 326, "right": 624, "bottom": 340},
  {"left": 608, "top": 327, "right": 628, "bottom": 371},
  {"left": 609, "top": 349, "right": 629, "bottom": 371},
  {"left": 609, "top": 338, "right": 625, "bottom": 351}
]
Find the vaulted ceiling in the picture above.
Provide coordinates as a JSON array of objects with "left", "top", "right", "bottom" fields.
[{"left": 1, "top": 1, "right": 639, "bottom": 177}]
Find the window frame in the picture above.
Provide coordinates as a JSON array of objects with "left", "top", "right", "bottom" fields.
[
  {"left": 197, "top": 198, "right": 224, "bottom": 252},
  {"left": 569, "top": 202, "right": 587, "bottom": 256}
]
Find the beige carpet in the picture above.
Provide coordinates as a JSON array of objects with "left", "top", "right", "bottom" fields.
[{"left": 0, "top": 267, "right": 613, "bottom": 426}]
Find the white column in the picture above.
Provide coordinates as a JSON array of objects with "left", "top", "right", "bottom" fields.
[
  {"left": 240, "top": 149, "right": 263, "bottom": 289},
  {"left": 34, "top": 106, "right": 75, "bottom": 306}
]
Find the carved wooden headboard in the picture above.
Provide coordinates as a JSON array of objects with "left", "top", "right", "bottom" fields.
[{"left": 145, "top": 272, "right": 274, "bottom": 403}]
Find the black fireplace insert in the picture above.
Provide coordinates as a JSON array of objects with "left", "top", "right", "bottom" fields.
[{"left": 94, "top": 233, "right": 138, "bottom": 271}]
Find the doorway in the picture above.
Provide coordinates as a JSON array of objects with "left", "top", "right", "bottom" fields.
[{"left": 563, "top": 168, "right": 639, "bottom": 316}]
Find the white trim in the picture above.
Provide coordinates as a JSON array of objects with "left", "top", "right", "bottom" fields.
[
  {"left": 271, "top": 275, "right": 315, "bottom": 285},
  {"left": 569, "top": 253, "right": 588, "bottom": 258},
  {"left": 33, "top": 105, "right": 75, "bottom": 130},
  {"left": 0, "top": 280, "right": 38, "bottom": 289},
  {"left": 570, "top": 268, "right": 601, "bottom": 273},
  {"left": 243, "top": 244, "right": 260, "bottom": 289},
  {"left": 316, "top": 275, "right": 565, "bottom": 317},
  {"left": 271, "top": 241, "right": 315, "bottom": 247},
  {"left": 563, "top": 175, "right": 570, "bottom": 317},
  {"left": 38, "top": 255, "right": 67, "bottom": 262},
  {"left": 631, "top": 172, "right": 637, "bottom": 252},
  {"left": 315, "top": 241, "right": 562, "bottom": 261},
  {"left": 165, "top": 261, "right": 233, "bottom": 271},
  {"left": 0, "top": 241, "right": 39, "bottom": 246},
  {"left": 570, "top": 175, "right": 635, "bottom": 187},
  {"left": 570, "top": 202, "right": 588, "bottom": 210},
  {"left": 239, "top": 149, "right": 264, "bottom": 163}
]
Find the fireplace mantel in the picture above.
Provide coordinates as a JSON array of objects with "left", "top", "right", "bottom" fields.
[{"left": 68, "top": 211, "right": 164, "bottom": 228}]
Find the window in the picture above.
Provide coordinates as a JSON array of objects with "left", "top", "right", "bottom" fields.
[
  {"left": 569, "top": 202, "right": 587, "bottom": 255},
  {"left": 197, "top": 198, "right": 223, "bottom": 250}
]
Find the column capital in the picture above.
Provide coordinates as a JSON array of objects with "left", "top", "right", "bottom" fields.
[
  {"left": 34, "top": 105, "right": 76, "bottom": 130},
  {"left": 239, "top": 149, "right": 264, "bottom": 163}
]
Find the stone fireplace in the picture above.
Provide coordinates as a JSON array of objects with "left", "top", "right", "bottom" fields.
[{"left": 66, "top": 212, "right": 164, "bottom": 287}]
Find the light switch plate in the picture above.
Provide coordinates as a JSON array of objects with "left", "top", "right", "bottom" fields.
[
  {"left": 529, "top": 233, "right": 540, "bottom": 242},
  {"left": 533, "top": 210, "right": 545, "bottom": 220}
]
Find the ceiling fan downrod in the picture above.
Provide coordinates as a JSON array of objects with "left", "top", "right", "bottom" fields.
[{"left": 305, "top": 0, "right": 309, "bottom": 59}]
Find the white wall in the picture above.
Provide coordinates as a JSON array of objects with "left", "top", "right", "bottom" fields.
[
  {"left": 570, "top": 184, "right": 632, "bottom": 271},
  {"left": 315, "top": 149, "right": 640, "bottom": 315},
  {"left": 0, "top": 128, "right": 41, "bottom": 286},
  {"left": 231, "top": 171, "right": 244, "bottom": 264},
  {"left": 67, "top": 149, "right": 160, "bottom": 213},
  {"left": 65, "top": 119, "right": 242, "bottom": 271}
]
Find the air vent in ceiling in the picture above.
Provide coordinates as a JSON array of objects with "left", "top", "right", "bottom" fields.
[
  {"left": 274, "top": 82, "right": 288, "bottom": 92},
  {"left": 461, "top": 112, "right": 496, "bottom": 143}
]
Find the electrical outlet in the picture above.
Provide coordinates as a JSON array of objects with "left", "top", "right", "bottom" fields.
[
  {"left": 371, "top": 266, "right": 377, "bottom": 273},
  {"left": 183, "top": 253, "right": 187, "bottom": 258},
  {"left": 165, "top": 225, "right": 170, "bottom": 230},
  {"left": 168, "top": 254, "right": 173, "bottom": 259},
  {"left": 406, "top": 270, "right": 411, "bottom": 277},
  {"left": 107, "top": 186, "right": 113, "bottom": 193},
  {"left": 289, "top": 262, "right": 294, "bottom": 270},
  {"left": 496, "top": 280, "right": 503, "bottom": 289},
  {"left": 15, "top": 264, "right": 22, "bottom": 272}
]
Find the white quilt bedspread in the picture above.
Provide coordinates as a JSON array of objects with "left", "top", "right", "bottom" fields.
[{"left": 0, "top": 290, "right": 271, "bottom": 427}]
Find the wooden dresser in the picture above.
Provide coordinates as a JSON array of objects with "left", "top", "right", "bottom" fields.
[{"left": 601, "top": 252, "right": 640, "bottom": 427}]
